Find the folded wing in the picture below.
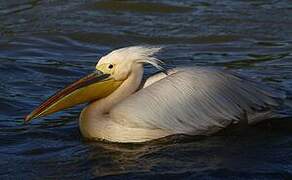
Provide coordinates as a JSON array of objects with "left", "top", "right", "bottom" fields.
[{"left": 111, "top": 67, "right": 285, "bottom": 135}]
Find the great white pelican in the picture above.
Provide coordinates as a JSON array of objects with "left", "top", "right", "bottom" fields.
[{"left": 25, "top": 46, "right": 288, "bottom": 143}]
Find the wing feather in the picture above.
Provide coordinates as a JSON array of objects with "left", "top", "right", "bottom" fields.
[{"left": 111, "top": 67, "right": 285, "bottom": 135}]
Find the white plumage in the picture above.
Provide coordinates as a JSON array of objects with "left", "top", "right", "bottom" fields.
[{"left": 79, "top": 46, "right": 286, "bottom": 142}]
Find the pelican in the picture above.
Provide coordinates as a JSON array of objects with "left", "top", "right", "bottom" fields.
[{"left": 25, "top": 46, "right": 288, "bottom": 143}]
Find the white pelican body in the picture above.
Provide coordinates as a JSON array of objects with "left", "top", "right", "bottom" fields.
[{"left": 26, "top": 46, "right": 287, "bottom": 143}]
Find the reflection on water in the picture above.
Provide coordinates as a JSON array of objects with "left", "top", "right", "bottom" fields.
[{"left": 0, "top": 0, "right": 292, "bottom": 179}]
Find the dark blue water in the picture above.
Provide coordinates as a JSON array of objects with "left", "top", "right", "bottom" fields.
[{"left": 0, "top": 0, "right": 292, "bottom": 179}]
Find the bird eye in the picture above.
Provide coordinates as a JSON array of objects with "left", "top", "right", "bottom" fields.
[{"left": 108, "top": 64, "right": 113, "bottom": 69}]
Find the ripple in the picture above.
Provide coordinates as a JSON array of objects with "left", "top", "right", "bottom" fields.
[
  {"left": 68, "top": 32, "right": 239, "bottom": 45},
  {"left": 0, "top": 0, "right": 40, "bottom": 16},
  {"left": 85, "top": 1, "right": 193, "bottom": 14},
  {"left": 256, "top": 41, "right": 290, "bottom": 47},
  {"left": 213, "top": 53, "right": 290, "bottom": 69}
]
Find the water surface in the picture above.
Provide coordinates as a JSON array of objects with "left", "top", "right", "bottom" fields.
[{"left": 0, "top": 0, "right": 292, "bottom": 179}]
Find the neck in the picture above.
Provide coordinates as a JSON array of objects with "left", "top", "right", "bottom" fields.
[{"left": 83, "top": 64, "right": 144, "bottom": 118}]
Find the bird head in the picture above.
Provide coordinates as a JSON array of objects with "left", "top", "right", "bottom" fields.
[{"left": 25, "top": 46, "right": 163, "bottom": 122}]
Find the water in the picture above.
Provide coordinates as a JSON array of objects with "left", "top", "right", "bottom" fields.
[{"left": 0, "top": 0, "right": 292, "bottom": 179}]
